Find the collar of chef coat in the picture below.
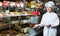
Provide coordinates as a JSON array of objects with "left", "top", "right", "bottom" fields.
[{"left": 46, "top": 12, "right": 53, "bottom": 14}]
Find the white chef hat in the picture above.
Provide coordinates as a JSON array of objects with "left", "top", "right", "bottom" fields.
[{"left": 45, "top": 1, "right": 55, "bottom": 8}]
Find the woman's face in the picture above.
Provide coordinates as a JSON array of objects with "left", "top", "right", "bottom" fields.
[{"left": 47, "top": 7, "right": 52, "bottom": 12}]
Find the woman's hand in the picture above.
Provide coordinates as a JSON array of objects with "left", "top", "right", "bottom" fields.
[{"left": 33, "top": 24, "right": 39, "bottom": 28}]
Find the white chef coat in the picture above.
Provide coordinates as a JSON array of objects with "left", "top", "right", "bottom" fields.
[{"left": 39, "top": 12, "right": 59, "bottom": 36}]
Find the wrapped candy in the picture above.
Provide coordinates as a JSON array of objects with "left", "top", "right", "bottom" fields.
[
  {"left": 3, "top": 1, "right": 10, "bottom": 7},
  {"left": 0, "top": 2, "right": 2, "bottom": 6},
  {"left": 10, "top": 2, "right": 16, "bottom": 7},
  {"left": 16, "top": 2, "right": 20, "bottom": 8},
  {"left": 19, "top": 1, "right": 24, "bottom": 8},
  {"left": 32, "top": 11, "right": 40, "bottom": 15}
]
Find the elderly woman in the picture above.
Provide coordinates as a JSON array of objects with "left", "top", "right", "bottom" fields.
[
  {"left": 28, "top": 10, "right": 40, "bottom": 36},
  {"left": 33, "top": 1, "right": 59, "bottom": 36}
]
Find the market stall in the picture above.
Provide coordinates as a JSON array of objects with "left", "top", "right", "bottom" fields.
[{"left": 0, "top": 1, "right": 42, "bottom": 36}]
